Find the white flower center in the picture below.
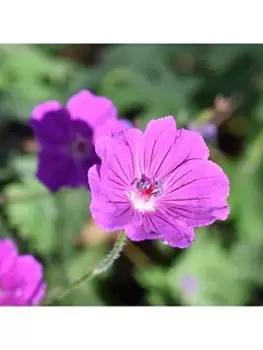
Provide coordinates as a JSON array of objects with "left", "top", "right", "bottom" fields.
[
  {"left": 130, "top": 192, "right": 156, "bottom": 212},
  {"left": 129, "top": 175, "right": 162, "bottom": 213}
]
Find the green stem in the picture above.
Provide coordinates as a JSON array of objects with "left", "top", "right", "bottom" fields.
[{"left": 46, "top": 231, "right": 127, "bottom": 305}]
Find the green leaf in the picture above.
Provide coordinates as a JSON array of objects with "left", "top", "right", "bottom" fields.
[
  {"left": 139, "top": 76, "right": 201, "bottom": 129},
  {"left": 168, "top": 228, "right": 250, "bottom": 306},
  {"left": 230, "top": 168, "right": 263, "bottom": 241},
  {"left": 206, "top": 45, "right": 247, "bottom": 73},
  {"left": 55, "top": 188, "right": 90, "bottom": 241},
  {"left": 134, "top": 265, "right": 168, "bottom": 292},
  {"left": 147, "top": 291, "right": 168, "bottom": 306},
  {"left": 0, "top": 218, "right": 11, "bottom": 239},
  {"left": 52, "top": 188, "right": 91, "bottom": 288},
  {"left": 0, "top": 44, "right": 88, "bottom": 120},
  {"left": 100, "top": 45, "right": 168, "bottom": 73},
  {"left": 4, "top": 180, "right": 59, "bottom": 254},
  {"left": 63, "top": 246, "right": 107, "bottom": 306},
  {"left": 231, "top": 239, "right": 263, "bottom": 285},
  {"left": 9, "top": 154, "right": 37, "bottom": 181},
  {"left": 99, "top": 67, "right": 151, "bottom": 114}
]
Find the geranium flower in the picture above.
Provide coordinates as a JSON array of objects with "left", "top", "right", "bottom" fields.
[
  {"left": 0, "top": 238, "right": 46, "bottom": 306},
  {"left": 88, "top": 116, "right": 229, "bottom": 248},
  {"left": 29, "top": 89, "right": 126, "bottom": 192}
]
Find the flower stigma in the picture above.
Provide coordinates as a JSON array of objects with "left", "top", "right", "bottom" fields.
[{"left": 129, "top": 175, "right": 162, "bottom": 212}]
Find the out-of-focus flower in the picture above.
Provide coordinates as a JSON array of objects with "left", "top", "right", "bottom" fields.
[
  {"left": 88, "top": 116, "right": 230, "bottom": 248},
  {"left": 180, "top": 275, "right": 199, "bottom": 298},
  {"left": 29, "top": 89, "right": 126, "bottom": 192},
  {"left": 188, "top": 122, "right": 218, "bottom": 143},
  {"left": 0, "top": 238, "right": 46, "bottom": 306},
  {"left": 122, "top": 119, "right": 134, "bottom": 128}
]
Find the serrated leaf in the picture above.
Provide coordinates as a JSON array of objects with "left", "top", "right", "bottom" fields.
[
  {"left": 0, "top": 44, "right": 88, "bottom": 120},
  {"left": 231, "top": 240, "right": 263, "bottom": 285},
  {"left": 99, "top": 67, "right": 151, "bottom": 114},
  {"left": 4, "top": 180, "right": 59, "bottom": 254},
  {"left": 63, "top": 246, "right": 107, "bottom": 305},
  {"left": 168, "top": 229, "right": 250, "bottom": 305},
  {"left": 147, "top": 291, "right": 167, "bottom": 306},
  {"left": 134, "top": 265, "right": 168, "bottom": 291},
  {"left": 100, "top": 45, "right": 167, "bottom": 73},
  {"left": 9, "top": 154, "right": 37, "bottom": 181},
  {"left": 67, "top": 246, "right": 108, "bottom": 280},
  {"left": 44, "top": 254, "right": 105, "bottom": 306},
  {"left": 55, "top": 188, "right": 90, "bottom": 240},
  {"left": 230, "top": 169, "right": 263, "bottom": 241}
]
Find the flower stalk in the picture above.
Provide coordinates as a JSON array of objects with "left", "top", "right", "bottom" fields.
[{"left": 46, "top": 231, "right": 127, "bottom": 305}]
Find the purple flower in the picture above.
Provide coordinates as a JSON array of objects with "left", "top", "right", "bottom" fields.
[
  {"left": 188, "top": 122, "right": 218, "bottom": 143},
  {"left": 29, "top": 89, "right": 123, "bottom": 192},
  {"left": 122, "top": 119, "right": 134, "bottom": 128},
  {"left": 88, "top": 116, "right": 230, "bottom": 248},
  {"left": 0, "top": 238, "right": 46, "bottom": 306},
  {"left": 94, "top": 118, "right": 132, "bottom": 139},
  {"left": 180, "top": 275, "right": 199, "bottom": 297}
]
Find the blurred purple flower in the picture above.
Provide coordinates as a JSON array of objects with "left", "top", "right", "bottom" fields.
[
  {"left": 188, "top": 122, "right": 218, "bottom": 143},
  {"left": 180, "top": 275, "right": 199, "bottom": 297},
  {"left": 29, "top": 89, "right": 126, "bottom": 192},
  {"left": 0, "top": 238, "right": 46, "bottom": 306},
  {"left": 88, "top": 116, "right": 230, "bottom": 248},
  {"left": 122, "top": 119, "right": 133, "bottom": 128}
]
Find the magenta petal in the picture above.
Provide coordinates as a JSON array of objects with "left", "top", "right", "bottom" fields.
[
  {"left": 89, "top": 165, "right": 141, "bottom": 231},
  {"left": 94, "top": 118, "right": 131, "bottom": 139},
  {"left": 138, "top": 117, "right": 209, "bottom": 181},
  {"left": 0, "top": 239, "right": 46, "bottom": 306},
  {"left": 30, "top": 282, "right": 46, "bottom": 305},
  {"left": 0, "top": 294, "right": 24, "bottom": 306},
  {"left": 0, "top": 239, "right": 17, "bottom": 278},
  {"left": 66, "top": 90, "right": 118, "bottom": 128},
  {"left": 125, "top": 221, "right": 162, "bottom": 241},
  {"left": 12, "top": 255, "right": 45, "bottom": 305},
  {"left": 88, "top": 165, "right": 130, "bottom": 231},
  {"left": 159, "top": 159, "right": 230, "bottom": 226},
  {"left": 126, "top": 213, "right": 195, "bottom": 248},
  {"left": 137, "top": 116, "right": 176, "bottom": 176},
  {"left": 97, "top": 128, "right": 142, "bottom": 190},
  {"left": 151, "top": 214, "right": 195, "bottom": 248}
]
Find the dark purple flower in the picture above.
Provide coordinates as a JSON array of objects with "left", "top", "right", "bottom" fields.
[
  {"left": 29, "top": 90, "right": 124, "bottom": 192},
  {"left": 0, "top": 238, "right": 46, "bottom": 306},
  {"left": 88, "top": 116, "right": 230, "bottom": 248}
]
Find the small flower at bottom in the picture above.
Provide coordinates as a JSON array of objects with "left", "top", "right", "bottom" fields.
[
  {"left": 29, "top": 89, "right": 127, "bottom": 192},
  {"left": 0, "top": 238, "right": 46, "bottom": 306},
  {"left": 88, "top": 116, "right": 230, "bottom": 248}
]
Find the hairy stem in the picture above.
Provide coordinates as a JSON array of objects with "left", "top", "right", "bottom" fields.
[{"left": 46, "top": 231, "right": 127, "bottom": 305}]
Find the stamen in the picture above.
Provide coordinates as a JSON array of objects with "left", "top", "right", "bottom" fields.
[{"left": 130, "top": 175, "right": 162, "bottom": 212}]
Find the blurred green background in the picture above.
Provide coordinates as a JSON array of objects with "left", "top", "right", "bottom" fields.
[{"left": 1, "top": 44, "right": 263, "bottom": 306}]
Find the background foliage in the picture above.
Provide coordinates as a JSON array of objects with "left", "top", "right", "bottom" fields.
[{"left": 1, "top": 44, "right": 263, "bottom": 306}]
